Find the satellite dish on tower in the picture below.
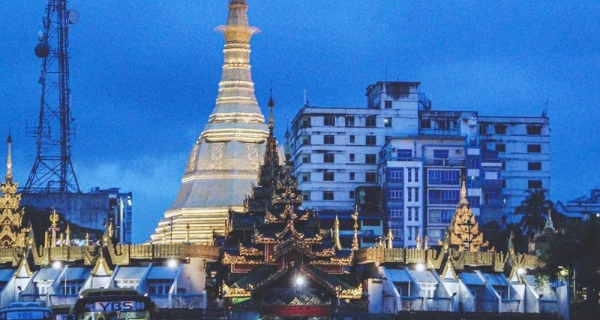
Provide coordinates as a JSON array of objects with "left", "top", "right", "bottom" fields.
[
  {"left": 34, "top": 42, "right": 49, "bottom": 58},
  {"left": 68, "top": 9, "right": 80, "bottom": 24}
]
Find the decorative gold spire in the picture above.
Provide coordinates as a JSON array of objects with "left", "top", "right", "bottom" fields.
[
  {"left": 66, "top": 223, "right": 71, "bottom": 245},
  {"left": 351, "top": 206, "right": 359, "bottom": 251},
  {"left": 6, "top": 134, "right": 12, "bottom": 182},
  {"left": 386, "top": 226, "right": 393, "bottom": 249},
  {"left": 448, "top": 178, "right": 485, "bottom": 252},
  {"left": 416, "top": 234, "right": 422, "bottom": 250},
  {"left": 108, "top": 218, "right": 114, "bottom": 238},
  {"left": 49, "top": 209, "right": 59, "bottom": 247},
  {"left": 333, "top": 215, "right": 342, "bottom": 250},
  {"left": 424, "top": 235, "right": 429, "bottom": 250}
]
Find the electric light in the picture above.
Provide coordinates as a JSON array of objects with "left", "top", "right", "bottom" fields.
[
  {"left": 168, "top": 259, "right": 178, "bottom": 268},
  {"left": 415, "top": 263, "right": 425, "bottom": 272},
  {"left": 52, "top": 261, "right": 62, "bottom": 269},
  {"left": 517, "top": 267, "right": 526, "bottom": 275},
  {"left": 295, "top": 276, "right": 305, "bottom": 286}
]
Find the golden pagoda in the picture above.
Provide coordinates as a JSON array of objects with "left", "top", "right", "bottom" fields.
[{"left": 447, "top": 178, "right": 486, "bottom": 252}]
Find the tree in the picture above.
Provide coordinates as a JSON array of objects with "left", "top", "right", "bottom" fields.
[
  {"left": 514, "top": 188, "right": 554, "bottom": 237},
  {"left": 540, "top": 220, "right": 600, "bottom": 320}
]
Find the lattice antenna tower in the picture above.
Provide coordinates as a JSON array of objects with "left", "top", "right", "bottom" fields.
[{"left": 24, "top": 0, "right": 80, "bottom": 193}]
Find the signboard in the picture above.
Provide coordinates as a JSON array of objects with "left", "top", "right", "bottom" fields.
[
  {"left": 85, "top": 301, "right": 145, "bottom": 313},
  {"left": 5, "top": 311, "right": 46, "bottom": 319}
]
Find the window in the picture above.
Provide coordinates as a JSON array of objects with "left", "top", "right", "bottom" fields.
[
  {"left": 349, "top": 172, "right": 355, "bottom": 180},
  {"left": 528, "top": 162, "right": 542, "bottom": 171},
  {"left": 366, "top": 135, "right": 376, "bottom": 146},
  {"left": 389, "top": 209, "right": 403, "bottom": 218},
  {"left": 384, "top": 101, "right": 392, "bottom": 109},
  {"left": 323, "top": 172, "right": 334, "bottom": 181},
  {"left": 429, "top": 209, "right": 455, "bottom": 224},
  {"left": 501, "top": 161, "right": 506, "bottom": 170},
  {"left": 349, "top": 191, "right": 355, "bottom": 199},
  {"left": 302, "top": 155, "right": 310, "bottom": 163},
  {"left": 433, "top": 149, "right": 449, "bottom": 165},
  {"left": 527, "top": 125, "right": 542, "bottom": 135},
  {"left": 324, "top": 135, "right": 335, "bottom": 144},
  {"left": 302, "top": 174, "right": 309, "bottom": 182},
  {"left": 366, "top": 172, "right": 377, "bottom": 183},
  {"left": 366, "top": 115, "right": 377, "bottom": 127},
  {"left": 323, "top": 191, "right": 334, "bottom": 200},
  {"left": 397, "top": 149, "right": 412, "bottom": 159},
  {"left": 408, "top": 207, "right": 412, "bottom": 221},
  {"left": 301, "top": 117, "right": 310, "bottom": 128},
  {"left": 495, "top": 143, "right": 506, "bottom": 152},
  {"left": 421, "top": 119, "right": 431, "bottom": 129},
  {"left": 388, "top": 189, "right": 403, "bottom": 200},
  {"left": 527, "top": 144, "right": 541, "bottom": 153},
  {"left": 324, "top": 115, "right": 335, "bottom": 126},
  {"left": 303, "top": 193, "right": 310, "bottom": 201},
  {"left": 407, "top": 168, "right": 412, "bottom": 182},
  {"left": 407, "top": 187, "right": 413, "bottom": 202},
  {"left": 324, "top": 154, "right": 334, "bottom": 163},
  {"left": 494, "top": 124, "right": 507, "bottom": 134},
  {"left": 414, "top": 207, "right": 419, "bottom": 221},
  {"left": 302, "top": 137, "right": 310, "bottom": 145},
  {"left": 349, "top": 135, "right": 355, "bottom": 143},
  {"left": 349, "top": 154, "right": 355, "bottom": 162},
  {"left": 415, "top": 188, "right": 419, "bottom": 202},
  {"left": 384, "top": 117, "right": 392, "bottom": 127},
  {"left": 414, "top": 168, "right": 419, "bottom": 182},
  {"left": 366, "top": 154, "right": 377, "bottom": 164},
  {"left": 345, "top": 116, "right": 355, "bottom": 127},
  {"left": 479, "top": 124, "right": 488, "bottom": 134},
  {"left": 388, "top": 169, "right": 403, "bottom": 180},
  {"left": 428, "top": 189, "right": 460, "bottom": 204},
  {"left": 428, "top": 169, "right": 460, "bottom": 185},
  {"left": 528, "top": 180, "right": 542, "bottom": 188}
]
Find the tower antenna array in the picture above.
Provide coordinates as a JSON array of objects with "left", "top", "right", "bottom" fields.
[{"left": 24, "top": 0, "right": 80, "bottom": 193}]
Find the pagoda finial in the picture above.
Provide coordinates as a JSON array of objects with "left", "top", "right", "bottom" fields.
[
  {"left": 5, "top": 134, "right": 12, "bottom": 182},
  {"left": 459, "top": 176, "right": 469, "bottom": 206},
  {"left": 508, "top": 231, "right": 515, "bottom": 254},
  {"left": 424, "top": 235, "right": 429, "bottom": 250},
  {"left": 351, "top": 206, "right": 359, "bottom": 251},
  {"left": 416, "top": 234, "right": 422, "bottom": 250},
  {"left": 66, "top": 223, "right": 71, "bottom": 245},
  {"left": 386, "top": 226, "right": 394, "bottom": 249},
  {"left": 284, "top": 121, "right": 291, "bottom": 163},
  {"left": 333, "top": 215, "right": 342, "bottom": 250},
  {"left": 542, "top": 209, "right": 556, "bottom": 233},
  {"left": 268, "top": 89, "right": 275, "bottom": 135}
]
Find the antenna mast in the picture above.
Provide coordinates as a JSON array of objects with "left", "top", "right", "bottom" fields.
[{"left": 24, "top": 0, "right": 80, "bottom": 193}]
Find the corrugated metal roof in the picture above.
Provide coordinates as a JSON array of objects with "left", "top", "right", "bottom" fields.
[
  {"left": 459, "top": 272, "right": 483, "bottom": 285},
  {"left": 0, "top": 269, "right": 14, "bottom": 282},
  {"left": 387, "top": 268, "right": 411, "bottom": 283},
  {"left": 482, "top": 273, "right": 508, "bottom": 286},
  {"left": 409, "top": 270, "right": 438, "bottom": 284},
  {"left": 114, "top": 267, "right": 148, "bottom": 280},
  {"left": 63, "top": 267, "right": 91, "bottom": 280},
  {"left": 33, "top": 268, "right": 61, "bottom": 281},
  {"left": 147, "top": 266, "right": 178, "bottom": 280}
]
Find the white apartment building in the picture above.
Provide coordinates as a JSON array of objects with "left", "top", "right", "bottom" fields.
[{"left": 291, "top": 81, "right": 550, "bottom": 247}]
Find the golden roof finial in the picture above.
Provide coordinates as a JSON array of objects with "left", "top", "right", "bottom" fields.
[
  {"left": 333, "top": 215, "right": 342, "bottom": 250},
  {"left": 85, "top": 232, "right": 90, "bottom": 246},
  {"left": 49, "top": 209, "right": 59, "bottom": 228},
  {"left": 386, "top": 226, "right": 394, "bottom": 249},
  {"left": 6, "top": 134, "right": 12, "bottom": 182},
  {"left": 351, "top": 205, "right": 359, "bottom": 251},
  {"left": 66, "top": 223, "right": 71, "bottom": 245},
  {"left": 424, "top": 235, "right": 429, "bottom": 250},
  {"left": 416, "top": 234, "right": 422, "bottom": 250},
  {"left": 108, "top": 218, "right": 114, "bottom": 238},
  {"left": 459, "top": 177, "right": 469, "bottom": 206}
]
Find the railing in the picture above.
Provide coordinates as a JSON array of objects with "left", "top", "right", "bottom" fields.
[
  {"left": 47, "top": 294, "right": 78, "bottom": 306},
  {"left": 400, "top": 297, "right": 424, "bottom": 311},
  {"left": 171, "top": 293, "right": 206, "bottom": 309},
  {"left": 500, "top": 299, "right": 520, "bottom": 313},
  {"left": 539, "top": 300, "right": 558, "bottom": 313},
  {"left": 476, "top": 298, "right": 499, "bottom": 312},
  {"left": 426, "top": 297, "right": 452, "bottom": 311},
  {"left": 424, "top": 158, "right": 464, "bottom": 166}
]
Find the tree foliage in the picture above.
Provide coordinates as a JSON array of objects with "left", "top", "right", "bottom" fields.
[
  {"left": 514, "top": 188, "right": 554, "bottom": 237},
  {"left": 540, "top": 219, "right": 600, "bottom": 319}
]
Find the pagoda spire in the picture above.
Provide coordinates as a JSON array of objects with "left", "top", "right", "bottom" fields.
[
  {"left": 5, "top": 134, "right": 12, "bottom": 183},
  {"left": 333, "top": 215, "right": 342, "bottom": 250},
  {"left": 203, "top": 0, "right": 267, "bottom": 143},
  {"left": 351, "top": 206, "right": 359, "bottom": 251},
  {"left": 262, "top": 91, "right": 279, "bottom": 166}
]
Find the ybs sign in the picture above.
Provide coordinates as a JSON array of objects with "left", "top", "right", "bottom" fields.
[{"left": 86, "top": 301, "right": 145, "bottom": 312}]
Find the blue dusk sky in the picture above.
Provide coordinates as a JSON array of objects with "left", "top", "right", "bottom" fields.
[{"left": 1, "top": 1, "right": 599, "bottom": 243}]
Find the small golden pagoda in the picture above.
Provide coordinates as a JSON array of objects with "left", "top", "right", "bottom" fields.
[
  {"left": 0, "top": 135, "right": 27, "bottom": 248},
  {"left": 447, "top": 178, "right": 486, "bottom": 252}
]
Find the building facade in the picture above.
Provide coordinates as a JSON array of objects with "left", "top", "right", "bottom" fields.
[{"left": 291, "top": 81, "right": 549, "bottom": 247}]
